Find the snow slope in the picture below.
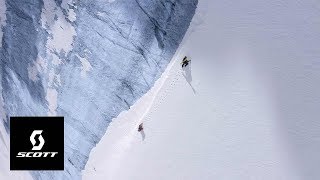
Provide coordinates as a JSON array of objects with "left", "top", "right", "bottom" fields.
[{"left": 84, "top": 0, "right": 320, "bottom": 179}]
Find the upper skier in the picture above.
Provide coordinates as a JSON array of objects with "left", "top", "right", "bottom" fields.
[{"left": 181, "top": 56, "right": 191, "bottom": 68}]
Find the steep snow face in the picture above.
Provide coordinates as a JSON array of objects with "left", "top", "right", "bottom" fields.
[{"left": 0, "top": 0, "right": 197, "bottom": 179}]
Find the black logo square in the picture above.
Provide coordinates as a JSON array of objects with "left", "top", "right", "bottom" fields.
[{"left": 10, "top": 117, "right": 64, "bottom": 170}]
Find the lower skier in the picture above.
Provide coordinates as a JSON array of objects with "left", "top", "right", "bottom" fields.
[{"left": 138, "top": 123, "right": 144, "bottom": 132}]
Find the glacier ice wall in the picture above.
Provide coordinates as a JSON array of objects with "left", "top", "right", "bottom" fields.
[{"left": 0, "top": 0, "right": 197, "bottom": 179}]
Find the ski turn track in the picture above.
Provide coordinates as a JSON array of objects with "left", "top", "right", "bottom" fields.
[{"left": 82, "top": 38, "right": 191, "bottom": 179}]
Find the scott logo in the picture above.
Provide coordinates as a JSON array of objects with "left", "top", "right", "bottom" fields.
[
  {"left": 30, "top": 130, "right": 45, "bottom": 150},
  {"left": 10, "top": 117, "right": 64, "bottom": 170},
  {"left": 16, "top": 130, "right": 58, "bottom": 158}
]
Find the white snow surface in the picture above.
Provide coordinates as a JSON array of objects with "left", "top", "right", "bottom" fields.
[
  {"left": 83, "top": 0, "right": 320, "bottom": 180},
  {"left": 83, "top": 0, "right": 320, "bottom": 179}
]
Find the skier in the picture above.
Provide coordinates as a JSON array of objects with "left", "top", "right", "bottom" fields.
[
  {"left": 181, "top": 56, "right": 191, "bottom": 68},
  {"left": 138, "top": 123, "right": 144, "bottom": 132}
]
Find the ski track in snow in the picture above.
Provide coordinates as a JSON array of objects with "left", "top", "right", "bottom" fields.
[
  {"left": 82, "top": 6, "right": 204, "bottom": 177},
  {"left": 82, "top": 32, "right": 192, "bottom": 178}
]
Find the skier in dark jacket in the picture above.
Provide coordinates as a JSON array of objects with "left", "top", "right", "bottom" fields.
[
  {"left": 138, "top": 123, "right": 144, "bottom": 132},
  {"left": 181, "top": 56, "right": 191, "bottom": 68}
]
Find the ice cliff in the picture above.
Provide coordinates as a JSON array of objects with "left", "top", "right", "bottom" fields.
[{"left": 0, "top": 0, "right": 197, "bottom": 179}]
